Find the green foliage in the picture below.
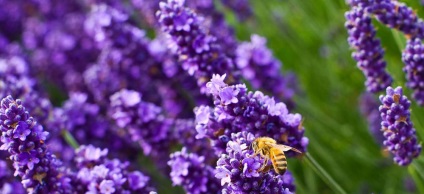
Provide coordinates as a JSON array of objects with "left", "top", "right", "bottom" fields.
[{"left": 222, "top": 0, "right": 424, "bottom": 193}]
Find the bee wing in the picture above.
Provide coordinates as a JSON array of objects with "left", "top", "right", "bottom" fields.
[{"left": 265, "top": 142, "right": 302, "bottom": 153}]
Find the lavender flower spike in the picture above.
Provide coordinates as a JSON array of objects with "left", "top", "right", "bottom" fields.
[
  {"left": 0, "top": 96, "right": 72, "bottom": 193},
  {"left": 371, "top": 0, "right": 424, "bottom": 39},
  {"left": 379, "top": 87, "right": 421, "bottom": 165},
  {"left": 402, "top": 38, "right": 424, "bottom": 106},
  {"left": 157, "top": 0, "right": 238, "bottom": 93},
  {"left": 345, "top": 6, "right": 392, "bottom": 92}
]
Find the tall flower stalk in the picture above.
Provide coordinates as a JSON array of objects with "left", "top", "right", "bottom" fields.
[
  {"left": 345, "top": 5, "right": 392, "bottom": 92},
  {"left": 0, "top": 96, "right": 72, "bottom": 193},
  {"left": 157, "top": 0, "right": 239, "bottom": 93},
  {"left": 379, "top": 86, "right": 421, "bottom": 166}
]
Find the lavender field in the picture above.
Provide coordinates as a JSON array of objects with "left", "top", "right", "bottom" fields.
[{"left": 0, "top": 0, "right": 424, "bottom": 193}]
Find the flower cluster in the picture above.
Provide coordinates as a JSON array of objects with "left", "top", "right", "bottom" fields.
[
  {"left": 370, "top": 0, "right": 424, "bottom": 39},
  {"left": 109, "top": 90, "right": 174, "bottom": 166},
  {"left": 84, "top": 4, "right": 159, "bottom": 105},
  {"left": 47, "top": 92, "right": 139, "bottom": 163},
  {"left": 345, "top": 5, "right": 392, "bottom": 92},
  {"left": 379, "top": 87, "right": 421, "bottom": 165},
  {"left": 157, "top": 0, "right": 239, "bottom": 92},
  {"left": 215, "top": 132, "right": 295, "bottom": 193},
  {"left": 0, "top": 96, "right": 72, "bottom": 193},
  {"left": 85, "top": 4, "right": 207, "bottom": 118},
  {"left": 195, "top": 74, "right": 308, "bottom": 155},
  {"left": 173, "top": 119, "right": 216, "bottom": 163},
  {"left": 168, "top": 148, "right": 221, "bottom": 194},
  {"left": 73, "top": 145, "right": 156, "bottom": 193}
]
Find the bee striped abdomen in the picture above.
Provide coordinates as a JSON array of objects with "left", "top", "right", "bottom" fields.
[{"left": 270, "top": 147, "right": 287, "bottom": 175}]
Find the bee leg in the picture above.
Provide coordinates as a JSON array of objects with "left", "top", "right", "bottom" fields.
[
  {"left": 259, "top": 158, "right": 269, "bottom": 171},
  {"left": 261, "top": 165, "right": 272, "bottom": 173},
  {"left": 250, "top": 150, "right": 261, "bottom": 158}
]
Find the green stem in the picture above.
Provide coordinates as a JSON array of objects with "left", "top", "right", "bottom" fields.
[
  {"left": 391, "top": 29, "right": 406, "bottom": 51},
  {"left": 61, "top": 130, "right": 80, "bottom": 149},
  {"left": 408, "top": 163, "right": 424, "bottom": 193},
  {"left": 305, "top": 153, "right": 347, "bottom": 194},
  {"left": 412, "top": 162, "right": 424, "bottom": 181}
]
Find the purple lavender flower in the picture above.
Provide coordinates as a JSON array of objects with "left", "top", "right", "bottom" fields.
[
  {"left": 48, "top": 92, "right": 138, "bottom": 163},
  {"left": 196, "top": 74, "right": 308, "bottom": 155},
  {"left": 109, "top": 89, "right": 174, "bottom": 168},
  {"left": 86, "top": 4, "right": 207, "bottom": 118},
  {"left": 168, "top": 148, "right": 221, "bottom": 194},
  {"left": 236, "top": 34, "right": 297, "bottom": 105},
  {"left": 215, "top": 132, "right": 295, "bottom": 193},
  {"left": 84, "top": 5, "right": 155, "bottom": 105},
  {"left": 173, "top": 119, "right": 217, "bottom": 163},
  {"left": 345, "top": 6, "right": 392, "bottom": 92},
  {"left": 74, "top": 145, "right": 156, "bottom": 193},
  {"left": 0, "top": 96, "right": 72, "bottom": 193},
  {"left": 360, "top": 92, "right": 384, "bottom": 145},
  {"left": 157, "top": 0, "right": 239, "bottom": 93},
  {"left": 379, "top": 86, "right": 421, "bottom": 165},
  {"left": 402, "top": 38, "right": 424, "bottom": 105},
  {"left": 370, "top": 0, "right": 424, "bottom": 39}
]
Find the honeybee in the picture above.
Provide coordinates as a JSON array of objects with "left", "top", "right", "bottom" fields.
[{"left": 252, "top": 137, "right": 302, "bottom": 175}]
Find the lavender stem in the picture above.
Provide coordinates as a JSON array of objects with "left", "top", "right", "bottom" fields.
[
  {"left": 305, "top": 153, "right": 347, "bottom": 194},
  {"left": 408, "top": 163, "right": 424, "bottom": 193},
  {"left": 61, "top": 130, "right": 80, "bottom": 149}
]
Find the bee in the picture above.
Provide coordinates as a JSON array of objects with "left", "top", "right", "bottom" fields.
[{"left": 252, "top": 137, "right": 302, "bottom": 175}]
